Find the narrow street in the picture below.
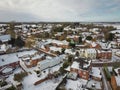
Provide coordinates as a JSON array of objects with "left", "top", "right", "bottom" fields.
[{"left": 100, "top": 67, "right": 112, "bottom": 90}]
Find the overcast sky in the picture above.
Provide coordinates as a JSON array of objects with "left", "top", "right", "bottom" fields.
[{"left": 0, "top": 0, "right": 120, "bottom": 22}]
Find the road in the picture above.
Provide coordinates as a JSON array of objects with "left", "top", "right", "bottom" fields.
[
  {"left": 100, "top": 67, "right": 112, "bottom": 90},
  {"left": 100, "top": 67, "right": 109, "bottom": 90}
]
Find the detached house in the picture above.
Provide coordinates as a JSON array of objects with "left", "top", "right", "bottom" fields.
[
  {"left": 96, "top": 49, "right": 112, "bottom": 59},
  {"left": 19, "top": 53, "right": 45, "bottom": 68},
  {"left": 0, "top": 50, "right": 38, "bottom": 70},
  {"left": 70, "top": 58, "right": 92, "bottom": 80},
  {"left": 78, "top": 48, "right": 97, "bottom": 59},
  {"left": 84, "top": 49, "right": 97, "bottom": 59}
]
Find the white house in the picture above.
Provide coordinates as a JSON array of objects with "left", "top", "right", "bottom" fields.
[
  {"left": 78, "top": 49, "right": 97, "bottom": 59},
  {"left": 84, "top": 49, "right": 97, "bottom": 59}
]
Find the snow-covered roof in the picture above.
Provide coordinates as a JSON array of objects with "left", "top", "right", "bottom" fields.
[
  {"left": 85, "top": 49, "right": 96, "bottom": 53},
  {"left": 115, "top": 76, "right": 120, "bottom": 86},
  {"left": 54, "top": 32, "right": 64, "bottom": 36},
  {"left": 67, "top": 72, "right": 77, "bottom": 80},
  {"left": 0, "top": 54, "right": 18, "bottom": 67},
  {"left": 38, "top": 55, "right": 65, "bottom": 65},
  {"left": 6, "top": 63, "right": 62, "bottom": 90},
  {"left": 0, "top": 50, "right": 37, "bottom": 67},
  {"left": 83, "top": 60, "right": 91, "bottom": 69},
  {"left": 0, "top": 44, "right": 7, "bottom": 52},
  {"left": 82, "top": 32, "right": 91, "bottom": 36},
  {"left": 44, "top": 29, "right": 51, "bottom": 32},
  {"left": 44, "top": 39, "right": 69, "bottom": 45},
  {"left": 115, "top": 51, "right": 120, "bottom": 57},
  {"left": 114, "top": 68, "right": 120, "bottom": 74},
  {"left": 2, "top": 67, "right": 13, "bottom": 73},
  {"left": 50, "top": 46, "right": 61, "bottom": 52},
  {"left": 98, "top": 41, "right": 111, "bottom": 49},
  {"left": 65, "top": 49, "right": 76, "bottom": 55},
  {"left": 32, "top": 54, "right": 45, "bottom": 60},
  {"left": 65, "top": 66, "right": 70, "bottom": 71},
  {"left": 110, "top": 29, "right": 120, "bottom": 33},
  {"left": 66, "top": 35, "right": 79, "bottom": 39},
  {"left": 71, "top": 61, "right": 79, "bottom": 69},
  {"left": 65, "top": 79, "right": 88, "bottom": 90},
  {"left": 91, "top": 42, "right": 98, "bottom": 47},
  {"left": 0, "top": 34, "right": 11, "bottom": 42},
  {"left": 91, "top": 67, "right": 102, "bottom": 79},
  {"left": 37, "top": 55, "right": 65, "bottom": 71}
]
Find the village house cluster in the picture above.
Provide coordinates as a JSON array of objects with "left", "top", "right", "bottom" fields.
[{"left": 0, "top": 22, "right": 120, "bottom": 90}]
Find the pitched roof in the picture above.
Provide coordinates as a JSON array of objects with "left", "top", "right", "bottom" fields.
[{"left": 0, "top": 34, "right": 11, "bottom": 43}]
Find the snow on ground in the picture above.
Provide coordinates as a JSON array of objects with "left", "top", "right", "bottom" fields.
[
  {"left": 112, "top": 49, "right": 120, "bottom": 62},
  {"left": 5, "top": 63, "right": 63, "bottom": 90},
  {"left": 22, "top": 64, "right": 62, "bottom": 90},
  {"left": 65, "top": 49, "right": 76, "bottom": 55},
  {"left": 110, "top": 29, "right": 120, "bottom": 33},
  {"left": 49, "top": 46, "right": 61, "bottom": 52},
  {"left": 112, "top": 24, "right": 120, "bottom": 29},
  {"left": 23, "top": 75, "right": 62, "bottom": 90},
  {"left": 65, "top": 79, "right": 88, "bottom": 90},
  {"left": 116, "top": 51, "right": 120, "bottom": 56},
  {"left": 6, "top": 68, "right": 23, "bottom": 85},
  {"left": 0, "top": 49, "right": 37, "bottom": 67}
]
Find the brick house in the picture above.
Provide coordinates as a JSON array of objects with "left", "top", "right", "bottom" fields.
[
  {"left": 0, "top": 60, "right": 20, "bottom": 70},
  {"left": 20, "top": 53, "right": 45, "bottom": 68},
  {"left": 0, "top": 50, "right": 40, "bottom": 70},
  {"left": 78, "top": 69, "right": 90, "bottom": 80},
  {"left": 96, "top": 49, "right": 112, "bottom": 59},
  {"left": 70, "top": 58, "right": 92, "bottom": 80}
]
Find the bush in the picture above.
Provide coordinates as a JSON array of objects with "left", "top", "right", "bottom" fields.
[
  {"left": 15, "top": 36, "right": 25, "bottom": 48},
  {"left": 14, "top": 71, "right": 28, "bottom": 82},
  {"left": 59, "top": 61, "right": 70, "bottom": 74},
  {"left": 34, "top": 70, "right": 40, "bottom": 74},
  {"left": 6, "top": 85, "right": 16, "bottom": 90},
  {"left": 63, "top": 61, "right": 69, "bottom": 68},
  {"left": 104, "top": 67, "right": 111, "bottom": 81},
  {"left": 59, "top": 67, "right": 66, "bottom": 74},
  {"left": 0, "top": 81, "right": 7, "bottom": 87},
  {"left": 86, "top": 36, "right": 93, "bottom": 40}
]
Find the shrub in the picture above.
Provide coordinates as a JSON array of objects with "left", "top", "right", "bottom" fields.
[
  {"left": 86, "top": 36, "right": 93, "bottom": 40},
  {"left": 14, "top": 71, "right": 28, "bottom": 82},
  {"left": 104, "top": 67, "right": 111, "bottom": 81},
  {"left": 6, "top": 85, "right": 16, "bottom": 90}
]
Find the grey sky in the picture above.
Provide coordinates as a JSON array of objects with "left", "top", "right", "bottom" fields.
[{"left": 0, "top": 0, "right": 120, "bottom": 22}]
